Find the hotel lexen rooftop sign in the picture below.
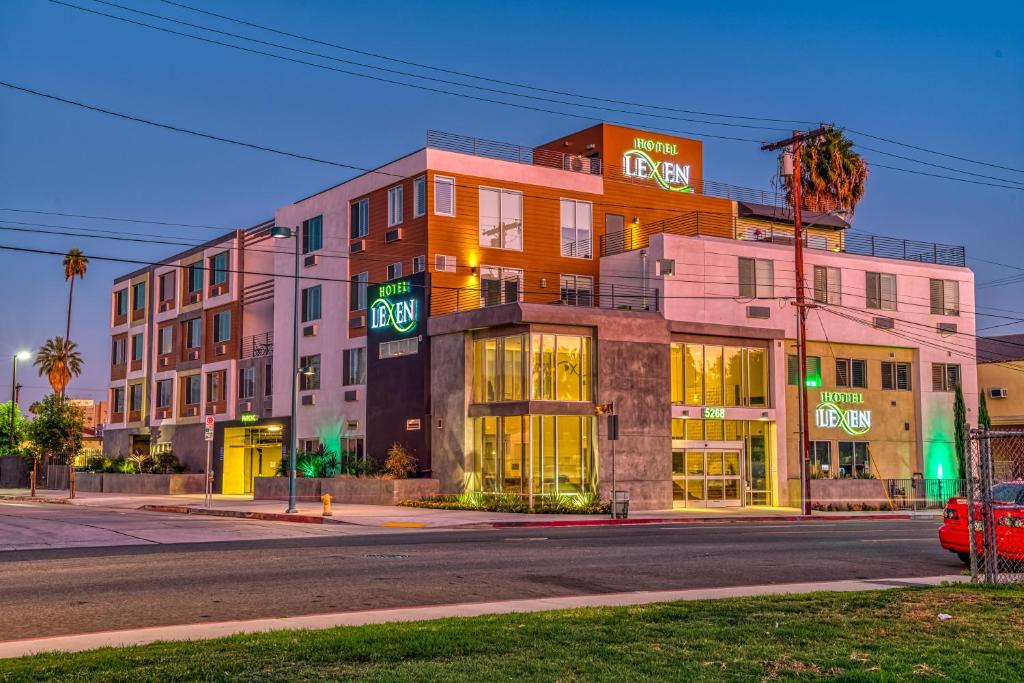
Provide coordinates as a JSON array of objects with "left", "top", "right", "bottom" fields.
[
  {"left": 622, "top": 137, "right": 693, "bottom": 193},
  {"left": 815, "top": 391, "right": 871, "bottom": 436},
  {"left": 369, "top": 279, "right": 419, "bottom": 334}
]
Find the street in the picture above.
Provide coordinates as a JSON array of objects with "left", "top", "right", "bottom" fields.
[{"left": 0, "top": 503, "right": 957, "bottom": 642}]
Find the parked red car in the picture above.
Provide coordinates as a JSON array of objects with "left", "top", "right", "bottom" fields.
[{"left": 939, "top": 481, "right": 1024, "bottom": 565}]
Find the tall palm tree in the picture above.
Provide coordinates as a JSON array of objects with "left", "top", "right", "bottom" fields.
[
  {"left": 34, "top": 337, "right": 83, "bottom": 398},
  {"left": 63, "top": 248, "right": 89, "bottom": 342},
  {"left": 783, "top": 128, "right": 869, "bottom": 217}
]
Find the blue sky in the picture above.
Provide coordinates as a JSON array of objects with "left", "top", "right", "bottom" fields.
[{"left": 1, "top": 0, "right": 1022, "bottom": 405}]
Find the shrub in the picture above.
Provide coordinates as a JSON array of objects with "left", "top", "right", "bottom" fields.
[
  {"left": 383, "top": 443, "right": 416, "bottom": 480},
  {"left": 399, "top": 492, "right": 609, "bottom": 515}
]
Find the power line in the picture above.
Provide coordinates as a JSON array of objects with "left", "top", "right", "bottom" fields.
[
  {"left": 851, "top": 142, "right": 1024, "bottom": 187},
  {"left": 845, "top": 128, "right": 1024, "bottom": 176},
  {"left": 868, "top": 162, "right": 1024, "bottom": 191},
  {"left": 0, "top": 206, "right": 229, "bottom": 230}
]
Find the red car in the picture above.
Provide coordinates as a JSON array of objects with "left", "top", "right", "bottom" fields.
[{"left": 939, "top": 481, "right": 1024, "bottom": 565}]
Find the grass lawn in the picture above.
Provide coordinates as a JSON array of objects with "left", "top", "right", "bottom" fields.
[{"left": 2, "top": 585, "right": 1023, "bottom": 682}]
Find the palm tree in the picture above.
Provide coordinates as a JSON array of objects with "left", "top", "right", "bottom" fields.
[
  {"left": 34, "top": 337, "right": 83, "bottom": 398},
  {"left": 783, "top": 128, "right": 869, "bottom": 217},
  {"left": 63, "top": 248, "right": 89, "bottom": 342}
]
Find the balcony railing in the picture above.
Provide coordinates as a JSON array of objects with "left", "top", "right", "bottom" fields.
[
  {"left": 241, "top": 331, "right": 273, "bottom": 359},
  {"left": 882, "top": 478, "right": 967, "bottom": 510},
  {"left": 430, "top": 281, "right": 659, "bottom": 316},
  {"left": 427, "top": 130, "right": 602, "bottom": 175}
]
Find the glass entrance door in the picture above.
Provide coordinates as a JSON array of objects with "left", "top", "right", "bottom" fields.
[{"left": 672, "top": 445, "right": 744, "bottom": 507}]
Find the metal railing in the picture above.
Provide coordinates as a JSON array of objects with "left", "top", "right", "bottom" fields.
[
  {"left": 240, "top": 331, "right": 273, "bottom": 359},
  {"left": 883, "top": 478, "right": 967, "bottom": 510},
  {"left": 427, "top": 130, "right": 602, "bottom": 175},
  {"left": 430, "top": 281, "right": 659, "bottom": 316}
]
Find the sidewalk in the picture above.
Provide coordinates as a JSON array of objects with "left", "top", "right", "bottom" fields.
[
  {"left": 0, "top": 488, "right": 938, "bottom": 529},
  {"left": 0, "top": 573, "right": 966, "bottom": 658}
]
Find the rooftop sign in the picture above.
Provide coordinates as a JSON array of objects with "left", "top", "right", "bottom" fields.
[
  {"left": 369, "top": 278, "right": 419, "bottom": 335},
  {"left": 622, "top": 137, "right": 693, "bottom": 193}
]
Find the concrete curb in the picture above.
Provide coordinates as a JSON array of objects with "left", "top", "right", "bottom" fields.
[
  {"left": 0, "top": 574, "right": 968, "bottom": 659},
  {"left": 138, "top": 504, "right": 337, "bottom": 525},
  {"left": 0, "top": 495, "right": 72, "bottom": 505},
  {"left": 486, "top": 512, "right": 916, "bottom": 529}
]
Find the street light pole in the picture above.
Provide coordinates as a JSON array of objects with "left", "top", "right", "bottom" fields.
[
  {"left": 271, "top": 225, "right": 302, "bottom": 514},
  {"left": 9, "top": 351, "right": 30, "bottom": 452}
]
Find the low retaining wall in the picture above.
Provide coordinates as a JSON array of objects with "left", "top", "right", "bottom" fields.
[
  {"left": 0, "top": 456, "right": 29, "bottom": 488},
  {"left": 254, "top": 477, "right": 439, "bottom": 505},
  {"left": 72, "top": 473, "right": 206, "bottom": 495},
  {"left": 810, "top": 479, "right": 890, "bottom": 507}
]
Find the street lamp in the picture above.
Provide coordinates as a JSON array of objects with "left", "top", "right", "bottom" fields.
[
  {"left": 271, "top": 225, "right": 302, "bottom": 513},
  {"left": 9, "top": 351, "right": 31, "bottom": 452}
]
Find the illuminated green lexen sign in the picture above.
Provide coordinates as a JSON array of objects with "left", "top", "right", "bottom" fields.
[
  {"left": 369, "top": 279, "right": 418, "bottom": 334},
  {"left": 814, "top": 391, "right": 871, "bottom": 436},
  {"left": 622, "top": 137, "right": 693, "bottom": 193}
]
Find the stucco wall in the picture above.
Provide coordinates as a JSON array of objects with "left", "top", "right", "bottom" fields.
[{"left": 429, "top": 331, "right": 472, "bottom": 494}]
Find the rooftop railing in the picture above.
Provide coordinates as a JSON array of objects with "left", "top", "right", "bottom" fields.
[
  {"left": 426, "top": 130, "right": 602, "bottom": 175},
  {"left": 241, "top": 331, "right": 273, "bottom": 359},
  {"left": 430, "top": 281, "right": 659, "bottom": 317}
]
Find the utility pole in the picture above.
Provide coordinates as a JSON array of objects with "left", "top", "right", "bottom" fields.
[{"left": 762, "top": 127, "right": 830, "bottom": 516}]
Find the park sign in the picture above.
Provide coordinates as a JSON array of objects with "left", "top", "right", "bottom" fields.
[{"left": 814, "top": 391, "right": 871, "bottom": 436}]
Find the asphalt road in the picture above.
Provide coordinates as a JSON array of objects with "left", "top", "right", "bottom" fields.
[{"left": 0, "top": 505, "right": 957, "bottom": 641}]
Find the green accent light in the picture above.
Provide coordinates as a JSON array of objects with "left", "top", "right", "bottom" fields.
[
  {"left": 622, "top": 149, "right": 694, "bottom": 193},
  {"left": 703, "top": 407, "right": 726, "bottom": 419},
  {"left": 240, "top": 411, "right": 258, "bottom": 425},
  {"left": 369, "top": 297, "right": 417, "bottom": 333}
]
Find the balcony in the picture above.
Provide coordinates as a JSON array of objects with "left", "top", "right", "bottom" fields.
[
  {"left": 241, "top": 331, "right": 273, "bottom": 359},
  {"left": 431, "top": 281, "right": 658, "bottom": 316}
]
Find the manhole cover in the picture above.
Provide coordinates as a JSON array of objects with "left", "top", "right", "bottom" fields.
[{"left": 365, "top": 553, "right": 408, "bottom": 559}]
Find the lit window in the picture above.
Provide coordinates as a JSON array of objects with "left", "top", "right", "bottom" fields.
[
  {"left": 300, "top": 354, "right": 321, "bottom": 391},
  {"left": 837, "top": 442, "right": 870, "bottom": 478}
]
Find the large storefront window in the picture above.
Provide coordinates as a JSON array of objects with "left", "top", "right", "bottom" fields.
[
  {"left": 474, "top": 415, "right": 595, "bottom": 495},
  {"left": 671, "top": 418, "right": 774, "bottom": 506},
  {"left": 473, "top": 333, "right": 592, "bottom": 403},
  {"left": 671, "top": 343, "right": 768, "bottom": 407}
]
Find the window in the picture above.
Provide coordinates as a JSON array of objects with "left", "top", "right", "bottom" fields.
[
  {"left": 379, "top": 338, "right": 418, "bottom": 359},
  {"left": 132, "top": 282, "right": 146, "bottom": 311},
  {"left": 813, "top": 265, "right": 841, "bottom": 305},
  {"left": 434, "top": 175, "right": 455, "bottom": 216},
  {"left": 301, "top": 285, "right": 322, "bottom": 323},
  {"left": 343, "top": 347, "right": 366, "bottom": 385},
  {"left": 111, "top": 338, "right": 126, "bottom": 365},
  {"left": 183, "top": 375, "right": 201, "bottom": 405},
  {"left": 739, "top": 257, "right": 774, "bottom": 299},
  {"left": 209, "top": 252, "right": 228, "bottom": 286},
  {"left": 559, "top": 274, "right": 594, "bottom": 306},
  {"left": 480, "top": 266, "right": 522, "bottom": 307},
  {"left": 299, "top": 438, "right": 321, "bottom": 454},
  {"left": 158, "top": 272, "right": 175, "bottom": 302},
  {"left": 413, "top": 175, "right": 426, "bottom": 217},
  {"left": 932, "top": 363, "right": 961, "bottom": 392},
  {"left": 672, "top": 343, "right": 768, "bottom": 407},
  {"left": 155, "top": 379, "right": 172, "bottom": 409},
  {"left": 526, "top": 333, "right": 593, "bottom": 402},
  {"left": 158, "top": 326, "right": 173, "bottom": 355},
  {"left": 187, "top": 262, "right": 203, "bottom": 294},
  {"left": 787, "top": 354, "right": 823, "bottom": 387},
  {"left": 302, "top": 215, "right": 323, "bottom": 254},
  {"left": 238, "top": 367, "right": 255, "bottom": 399},
  {"left": 810, "top": 441, "right": 833, "bottom": 478},
  {"left": 129, "top": 384, "right": 143, "bottom": 412},
  {"left": 881, "top": 361, "right": 912, "bottom": 391},
  {"left": 112, "top": 387, "right": 125, "bottom": 414},
  {"left": 206, "top": 370, "right": 225, "bottom": 403},
  {"left": 388, "top": 185, "right": 404, "bottom": 227},
  {"left": 413, "top": 255, "right": 426, "bottom": 274},
  {"left": 866, "top": 272, "right": 897, "bottom": 310},
  {"left": 387, "top": 262, "right": 402, "bottom": 281},
  {"left": 837, "top": 441, "right": 870, "bottom": 478},
  {"left": 930, "top": 279, "right": 960, "bottom": 316},
  {"left": 184, "top": 318, "right": 201, "bottom": 349},
  {"left": 473, "top": 335, "right": 527, "bottom": 402},
  {"left": 213, "top": 311, "right": 231, "bottom": 343},
  {"left": 434, "top": 254, "right": 456, "bottom": 273},
  {"left": 264, "top": 362, "right": 273, "bottom": 396},
  {"left": 350, "top": 272, "right": 368, "bottom": 311},
  {"left": 559, "top": 198, "right": 592, "bottom": 258},
  {"left": 480, "top": 187, "right": 523, "bottom": 250},
  {"left": 299, "top": 354, "right": 321, "bottom": 391},
  {"left": 114, "top": 289, "right": 128, "bottom": 317},
  {"left": 350, "top": 199, "right": 369, "bottom": 239},
  {"left": 130, "top": 333, "right": 144, "bottom": 362},
  {"left": 835, "top": 359, "right": 867, "bottom": 389}
]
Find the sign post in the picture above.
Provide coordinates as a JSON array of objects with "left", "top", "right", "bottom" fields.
[{"left": 204, "top": 415, "right": 214, "bottom": 508}]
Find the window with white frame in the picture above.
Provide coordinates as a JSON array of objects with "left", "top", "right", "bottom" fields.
[
  {"left": 155, "top": 379, "right": 172, "bottom": 409},
  {"left": 480, "top": 266, "right": 522, "bottom": 307},
  {"left": 866, "top": 272, "right": 897, "bottom": 310},
  {"left": 434, "top": 175, "right": 455, "bottom": 216},
  {"left": 379, "top": 337, "right": 418, "bottom": 359},
  {"left": 479, "top": 187, "right": 523, "bottom": 250},
  {"left": 559, "top": 274, "right": 593, "bottom": 306},
  {"left": 881, "top": 361, "right": 912, "bottom": 391},
  {"left": 350, "top": 198, "right": 369, "bottom": 238},
  {"left": 560, "top": 198, "right": 593, "bottom": 258},
  {"left": 413, "top": 255, "right": 426, "bottom": 274},
  {"left": 813, "top": 265, "right": 841, "bottom": 305},
  {"left": 387, "top": 262, "right": 402, "bottom": 281},
  {"left": 158, "top": 325, "right": 173, "bottom": 355},
  {"left": 738, "top": 257, "right": 774, "bottom": 299},
  {"left": 413, "top": 176, "right": 426, "bottom": 217},
  {"left": 350, "top": 272, "right": 368, "bottom": 311},
  {"left": 434, "top": 254, "right": 456, "bottom": 273},
  {"left": 930, "top": 279, "right": 960, "bottom": 316},
  {"left": 388, "top": 185, "right": 403, "bottom": 227},
  {"left": 931, "top": 363, "right": 961, "bottom": 392},
  {"left": 835, "top": 358, "right": 867, "bottom": 389}
]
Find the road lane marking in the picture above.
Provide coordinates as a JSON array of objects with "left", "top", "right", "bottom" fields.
[
  {"left": 861, "top": 538, "right": 934, "bottom": 543},
  {"left": 382, "top": 522, "right": 427, "bottom": 528}
]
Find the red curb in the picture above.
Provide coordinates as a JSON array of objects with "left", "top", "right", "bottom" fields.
[
  {"left": 488, "top": 513, "right": 915, "bottom": 529},
  {"left": 139, "top": 504, "right": 327, "bottom": 525}
]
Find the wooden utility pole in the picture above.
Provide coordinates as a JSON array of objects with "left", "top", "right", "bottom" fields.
[{"left": 762, "top": 127, "right": 830, "bottom": 515}]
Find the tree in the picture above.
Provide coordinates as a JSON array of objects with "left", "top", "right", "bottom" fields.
[
  {"left": 33, "top": 337, "right": 83, "bottom": 398},
  {"left": 954, "top": 382, "right": 967, "bottom": 479},
  {"left": 26, "top": 394, "right": 84, "bottom": 464},
  {"left": 979, "top": 391, "right": 992, "bottom": 429},
  {"left": 63, "top": 248, "right": 89, "bottom": 343},
  {"left": 0, "top": 400, "right": 29, "bottom": 455},
  {"left": 783, "top": 128, "right": 869, "bottom": 217}
]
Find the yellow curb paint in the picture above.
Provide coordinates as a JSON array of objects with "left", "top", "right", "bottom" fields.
[{"left": 382, "top": 522, "right": 428, "bottom": 528}]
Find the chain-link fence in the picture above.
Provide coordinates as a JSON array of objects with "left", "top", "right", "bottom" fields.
[{"left": 963, "top": 428, "right": 1024, "bottom": 584}]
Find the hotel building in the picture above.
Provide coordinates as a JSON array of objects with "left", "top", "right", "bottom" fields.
[{"left": 103, "top": 124, "right": 978, "bottom": 508}]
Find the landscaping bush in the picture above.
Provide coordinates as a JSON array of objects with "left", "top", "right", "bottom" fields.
[
  {"left": 383, "top": 443, "right": 416, "bottom": 479},
  {"left": 399, "top": 492, "right": 610, "bottom": 515},
  {"left": 275, "top": 448, "right": 380, "bottom": 478},
  {"left": 84, "top": 452, "right": 186, "bottom": 474}
]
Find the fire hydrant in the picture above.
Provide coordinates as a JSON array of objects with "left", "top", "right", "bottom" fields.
[{"left": 321, "top": 493, "right": 332, "bottom": 517}]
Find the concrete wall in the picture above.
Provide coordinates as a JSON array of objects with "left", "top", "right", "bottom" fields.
[
  {"left": 253, "top": 476, "right": 439, "bottom": 505},
  {"left": 429, "top": 331, "right": 472, "bottom": 494},
  {"left": 0, "top": 456, "right": 28, "bottom": 488},
  {"left": 810, "top": 478, "right": 893, "bottom": 506},
  {"left": 72, "top": 473, "right": 205, "bottom": 494}
]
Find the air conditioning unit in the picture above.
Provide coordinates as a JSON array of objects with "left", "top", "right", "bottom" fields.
[
  {"left": 656, "top": 259, "right": 676, "bottom": 276},
  {"left": 187, "top": 405, "right": 199, "bottom": 417},
  {"left": 350, "top": 240, "right": 366, "bottom": 254},
  {"left": 385, "top": 228, "right": 403, "bottom": 243},
  {"left": 159, "top": 300, "right": 173, "bottom": 313},
  {"left": 157, "top": 408, "right": 169, "bottom": 420},
  {"left": 350, "top": 315, "right": 365, "bottom": 329},
  {"left": 210, "top": 284, "right": 226, "bottom": 297},
  {"left": 303, "top": 324, "right": 318, "bottom": 337},
  {"left": 873, "top": 317, "right": 895, "bottom": 330},
  {"left": 990, "top": 388, "right": 1009, "bottom": 399},
  {"left": 434, "top": 254, "right": 456, "bottom": 273},
  {"left": 215, "top": 344, "right": 227, "bottom": 356},
  {"left": 304, "top": 254, "right": 320, "bottom": 268},
  {"left": 188, "top": 292, "right": 201, "bottom": 304},
  {"left": 187, "top": 349, "right": 200, "bottom": 361},
  {"left": 937, "top": 322, "right": 957, "bottom": 335},
  {"left": 160, "top": 356, "right": 170, "bottom": 368},
  {"left": 746, "top": 306, "right": 770, "bottom": 319},
  {"left": 344, "top": 390, "right": 357, "bottom": 402},
  {"left": 301, "top": 394, "right": 316, "bottom": 406},
  {"left": 240, "top": 401, "right": 252, "bottom": 412}
]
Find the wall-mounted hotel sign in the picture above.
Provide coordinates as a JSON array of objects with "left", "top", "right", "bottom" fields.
[
  {"left": 369, "top": 279, "right": 419, "bottom": 335},
  {"left": 622, "top": 137, "right": 693, "bottom": 193},
  {"left": 815, "top": 391, "right": 871, "bottom": 436}
]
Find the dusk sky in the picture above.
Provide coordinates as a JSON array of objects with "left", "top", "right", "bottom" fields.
[{"left": 1, "top": 0, "right": 1022, "bottom": 407}]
